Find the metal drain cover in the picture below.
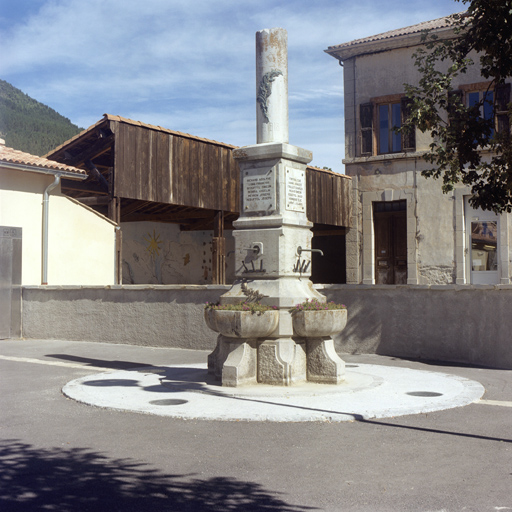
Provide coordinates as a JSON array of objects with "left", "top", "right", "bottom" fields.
[
  {"left": 406, "top": 391, "right": 443, "bottom": 397},
  {"left": 149, "top": 399, "right": 189, "bottom": 406}
]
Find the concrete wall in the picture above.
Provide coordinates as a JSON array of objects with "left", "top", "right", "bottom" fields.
[
  {"left": 323, "top": 284, "right": 512, "bottom": 370},
  {"left": 0, "top": 168, "right": 117, "bottom": 285},
  {"left": 21, "top": 285, "right": 228, "bottom": 350},
  {"left": 20, "top": 284, "right": 512, "bottom": 369}
]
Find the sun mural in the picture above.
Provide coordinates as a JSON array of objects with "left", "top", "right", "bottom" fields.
[{"left": 144, "top": 229, "right": 163, "bottom": 258}]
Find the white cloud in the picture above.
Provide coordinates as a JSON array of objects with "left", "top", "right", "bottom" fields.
[{"left": 0, "top": 0, "right": 460, "bottom": 172}]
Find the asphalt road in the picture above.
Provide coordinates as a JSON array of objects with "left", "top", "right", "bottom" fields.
[{"left": 1, "top": 339, "right": 511, "bottom": 512}]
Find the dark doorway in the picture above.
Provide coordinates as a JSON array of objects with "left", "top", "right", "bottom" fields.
[
  {"left": 373, "top": 200, "right": 407, "bottom": 284},
  {"left": 311, "top": 234, "right": 346, "bottom": 284}
]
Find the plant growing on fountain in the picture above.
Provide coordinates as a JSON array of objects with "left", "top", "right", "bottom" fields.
[
  {"left": 290, "top": 298, "right": 347, "bottom": 338},
  {"left": 290, "top": 298, "right": 346, "bottom": 312},
  {"left": 204, "top": 301, "right": 279, "bottom": 339},
  {"left": 205, "top": 301, "right": 278, "bottom": 315}
]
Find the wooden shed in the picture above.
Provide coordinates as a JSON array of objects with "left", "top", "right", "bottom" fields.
[{"left": 46, "top": 114, "right": 352, "bottom": 284}]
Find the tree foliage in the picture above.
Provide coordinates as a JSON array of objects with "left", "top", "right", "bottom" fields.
[
  {"left": 403, "top": 0, "right": 512, "bottom": 213},
  {"left": 0, "top": 79, "right": 83, "bottom": 156}
]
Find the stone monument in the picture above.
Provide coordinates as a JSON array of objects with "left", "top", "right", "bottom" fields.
[{"left": 206, "top": 28, "right": 346, "bottom": 386}]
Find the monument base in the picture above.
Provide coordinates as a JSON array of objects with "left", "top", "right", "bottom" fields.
[{"left": 208, "top": 334, "right": 345, "bottom": 387}]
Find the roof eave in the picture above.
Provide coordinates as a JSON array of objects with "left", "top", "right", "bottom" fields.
[
  {"left": 44, "top": 116, "right": 110, "bottom": 159},
  {"left": 325, "top": 26, "right": 456, "bottom": 62},
  {"left": 0, "top": 161, "right": 87, "bottom": 180}
]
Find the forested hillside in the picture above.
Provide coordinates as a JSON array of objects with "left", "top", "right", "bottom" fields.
[{"left": 0, "top": 80, "right": 83, "bottom": 156}]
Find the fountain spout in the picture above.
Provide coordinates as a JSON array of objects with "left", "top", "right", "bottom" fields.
[{"left": 296, "top": 246, "right": 324, "bottom": 257}]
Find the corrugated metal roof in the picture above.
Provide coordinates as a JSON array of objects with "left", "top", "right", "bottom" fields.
[{"left": 0, "top": 139, "right": 87, "bottom": 177}]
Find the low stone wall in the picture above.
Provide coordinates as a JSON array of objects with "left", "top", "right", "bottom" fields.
[
  {"left": 21, "top": 284, "right": 512, "bottom": 369},
  {"left": 21, "top": 285, "right": 229, "bottom": 350},
  {"left": 322, "top": 284, "right": 512, "bottom": 370}
]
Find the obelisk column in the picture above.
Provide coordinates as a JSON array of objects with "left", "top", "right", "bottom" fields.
[{"left": 256, "top": 28, "right": 289, "bottom": 144}]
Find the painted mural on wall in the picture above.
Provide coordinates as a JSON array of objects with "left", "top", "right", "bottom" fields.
[{"left": 121, "top": 222, "right": 235, "bottom": 285}]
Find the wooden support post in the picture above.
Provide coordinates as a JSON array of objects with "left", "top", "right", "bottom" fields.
[
  {"left": 109, "top": 196, "right": 123, "bottom": 284},
  {"left": 212, "top": 210, "right": 226, "bottom": 284}
]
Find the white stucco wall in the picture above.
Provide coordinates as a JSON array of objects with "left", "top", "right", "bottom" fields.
[
  {"left": 0, "top": 167, "right": 117, "bottom": 285},
  {"left": 121, "top": 221, "right": 236, "bottom": 285}
]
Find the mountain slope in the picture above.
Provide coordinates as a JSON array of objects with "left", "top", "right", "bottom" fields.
[{"left": 0, "top": 79, "right": 83, "bottom": 156}]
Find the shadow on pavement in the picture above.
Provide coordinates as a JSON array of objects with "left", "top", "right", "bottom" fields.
[
  {"left": 71, "top": 366, "right": 512, "bottom": 443},
  {"left": 63, "top": 365, "right": 511, "bottom": 443},
  {"left": 45, "top": 354, "right": 157, "bottom": 370},
  {"left": 0, "top": 439, "right": 316, "bottom": 512}
]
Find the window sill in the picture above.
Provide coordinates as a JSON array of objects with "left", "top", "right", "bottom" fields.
[{"left": 343, "top": 151, "right": 428, "bottom": 165}]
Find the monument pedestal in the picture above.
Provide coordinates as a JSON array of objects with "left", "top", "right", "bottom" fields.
[{"left": 206, "top": 142, "right": 345, "bottom": 386}]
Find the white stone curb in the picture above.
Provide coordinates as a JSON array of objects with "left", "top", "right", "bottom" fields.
[{"left": 62, "top": 364, "right": 485, "bottom": 423}]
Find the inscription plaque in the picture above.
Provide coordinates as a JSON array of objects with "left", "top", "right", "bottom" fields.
[
  {"left": 243, "top": 168, "right": 276, "bottom": 212},
  {"left": 285, "top": 167, "right": 305, "bottom": 212}
]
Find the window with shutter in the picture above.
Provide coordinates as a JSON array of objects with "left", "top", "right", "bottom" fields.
[
  {"left": 495, "top": 83, "right": 510, "bottom": 135},
  {"left": 360, "top": 103, "right": 373, "bottom": 156},
  {"left": 359, "top": 96, "right": 416, "bottom": 156},
  {"left": 448, "top": 89, "right": 464, "bottom": 120},
  {"left": 377, "top": 102, "right": 402, "bottom": 154},
  {"left": 447, "top": 89, "right": 465, "bottom": 144},
  {"left": 451, "top": 83, "right": 511, "bottom": 142},
  {"left": 468, "top": 89, "right": 494, "bottom": 139},
  {"left": 401, "top": 97, "right": 416, "bottom": 151}
]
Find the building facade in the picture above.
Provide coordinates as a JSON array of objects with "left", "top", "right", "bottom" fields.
[
  {"left": 326, "top": 15, "right": 512, "bottom": 285},
  {"left": 0, "top": 140, "right": 118, "bottom": 286}
]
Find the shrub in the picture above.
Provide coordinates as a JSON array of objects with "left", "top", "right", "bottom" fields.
[
  {"left": 205, "top": 302, "right": 278, "bottom": 314},
  {"left": 290, "top": 298, "right": 346, "bottom": 312}
]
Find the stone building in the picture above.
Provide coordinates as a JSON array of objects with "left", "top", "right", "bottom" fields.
[{"left": 326, "top": 15, "right": 512, "bottom": 285}]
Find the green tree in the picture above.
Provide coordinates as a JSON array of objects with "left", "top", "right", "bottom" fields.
[
  {"left": 0, "top": 80, "right": 82, "bottom": 156},
  {"left": 403, "top": 0, "right": 512, "bottom": 213}
]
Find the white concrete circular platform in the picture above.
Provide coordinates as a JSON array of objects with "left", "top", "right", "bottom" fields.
[{"left": 62, "top": 363, "right": 485, "bottom": 422}]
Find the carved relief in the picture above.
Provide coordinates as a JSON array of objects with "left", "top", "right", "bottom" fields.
[{"left": 257, "top": 69, "right": 283, "bottom": 122}]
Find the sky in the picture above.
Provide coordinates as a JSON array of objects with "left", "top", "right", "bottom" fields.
[{"left": 0, "top": 0, "right": 463, "bottom": 173}]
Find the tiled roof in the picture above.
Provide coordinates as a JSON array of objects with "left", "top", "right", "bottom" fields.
[
  {"left": 0, "top": 139, "right": 87, "bottom": 177},
  {"left": 326, "top": 13, "right": 463, "bottom": 59}
]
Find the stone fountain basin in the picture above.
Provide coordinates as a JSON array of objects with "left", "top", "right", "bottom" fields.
[
  {"left": 292, "top": 309, "right": 347, "bottom": 337},
  {"left": 204, "top": 309, "right": 279, "bottom": 338}
]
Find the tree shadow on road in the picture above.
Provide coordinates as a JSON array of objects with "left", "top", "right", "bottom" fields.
[{"left": 0, "top": 439, "right": 316, "bottom": 512}]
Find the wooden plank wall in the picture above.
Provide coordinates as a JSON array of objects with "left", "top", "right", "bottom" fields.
[
  {"left": 114, "top": 121, "right": 239, "bottom": 213},
  {"left": 113, "top": 120, "right": 351, "bottom": 227},
  {"left": 306, "top": 169, "right": 352, "bottom": 227}
]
